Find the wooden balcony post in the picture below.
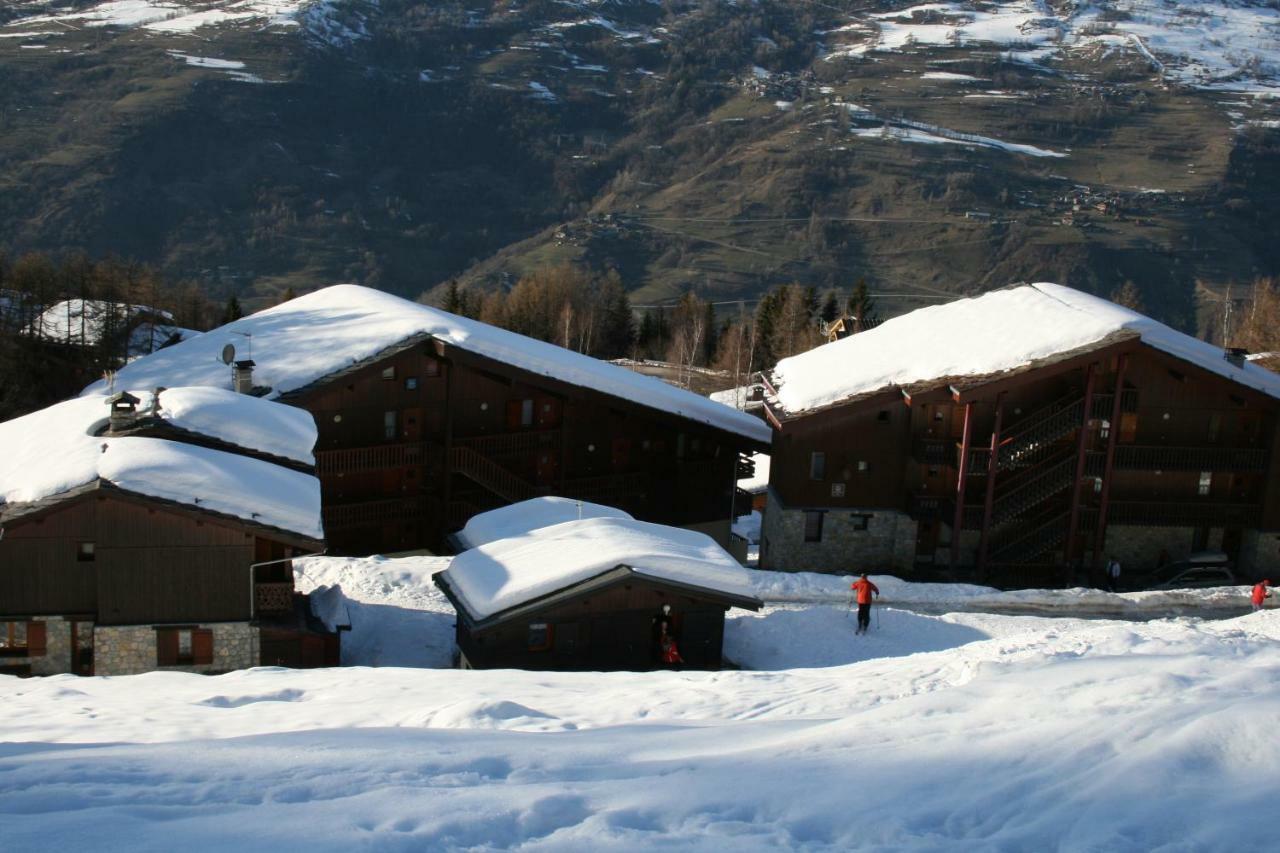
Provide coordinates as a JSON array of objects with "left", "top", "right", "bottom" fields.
[
  {"left": 441, "top": 359, "right": 455, "bottom": 528},
  {"left": 1092, "top": 354, "right": 1128, "bottom": 570},
  {"left": 950, "top": 401, "right": 973, "bottom": 569},
  {"left": 1064, "top": 364, "right": 1097, "bottom": 575},
  {"left": 977, "top": 394, "right": 1005, "bottom": 575}
]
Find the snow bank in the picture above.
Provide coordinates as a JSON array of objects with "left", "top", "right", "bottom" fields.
[
  {"left": 0, "top": 393, "right": 322, "bottom": 539},
  {"left": 454, "top": 496, "right": 633, "bottom": 550},
  {"left": 3, "top": 610, "right": 1278, "bottom": 849},
  {"left": 746, "top": 568, "right": 1265, "bottom": 614},
  {"left": 442, "top": 517, "right": 760, "bottom": 620},
  {"left": 296, "top": 555, "right": 455, "bottom": 667},
  {"left": 770, "top": 282, "right": 1280, "bottom": 414},
  {"left": 86, "top": 284, "right": 770, "bottom": 444}
]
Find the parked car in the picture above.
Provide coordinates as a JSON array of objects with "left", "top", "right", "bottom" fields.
[{"left": 1145, "top": 554, "right": 1239, "bottom": 590}]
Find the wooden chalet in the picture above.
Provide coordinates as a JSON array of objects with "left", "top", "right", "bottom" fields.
[
  {"left": 0, "top": 389, "right": 337, "bottom": 676},
  {"left": 759, "top": 283, "right": 1280, "bottom": 588},
  {"left": 93, "top": 285, "right": 771, "bottom": 555},
  {"left": 434, "top": 510, "right": 762, "bottom": 670}
]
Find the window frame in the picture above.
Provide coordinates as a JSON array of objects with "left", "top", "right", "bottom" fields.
[
  {"left": 809, "top": 451, "right": 826, "bottom": 481},
  {"left": 527, "top": 622, "right": 553, "bottom": 652}
]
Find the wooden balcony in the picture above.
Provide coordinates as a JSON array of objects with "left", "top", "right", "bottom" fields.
[
  {"left": 254, "top": 582, "right": 295, "bottom": 614},
  {"left": 455, "top": 429, "right": 561, "bottom": 463},
  {"left": 323, "top": 496, "right": 431, "bottom": 529},
  {"left": 1111, "top": 445, "right": 1267, "bottom": 473},
  {"left": 1102, "top": 501, "right": 1262, "bottom": 527},
  {"left": 316, "top": 441, "right": 431, "bottom": 476}
]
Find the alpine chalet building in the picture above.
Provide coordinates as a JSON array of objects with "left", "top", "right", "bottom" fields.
[
  {"left": 93, "top": 285, "right": 771, "bottom": 554},
  {"left": 0, "top": 388, "right": 334, "bottom": 675},
  {"left": 759, "top": 283, "right": 1280, "bottom": 587}
]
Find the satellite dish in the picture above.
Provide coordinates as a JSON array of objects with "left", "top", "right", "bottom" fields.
[{"left": 221, "top": 343, "right": 236, "bottom": 365}]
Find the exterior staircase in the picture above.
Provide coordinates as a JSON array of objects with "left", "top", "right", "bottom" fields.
[{"left": 449, "top": 445, "right": 540, "bottom": 503}]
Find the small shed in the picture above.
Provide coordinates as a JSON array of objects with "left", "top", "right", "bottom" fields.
[{"left": 434, "top": 517, "right": 762, "bottom": 671}]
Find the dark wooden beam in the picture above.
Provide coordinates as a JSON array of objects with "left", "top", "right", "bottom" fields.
[
  {"left": 1064, "top": 363, "right": 1097, "bottom": 572},
  {"left": 950, "top": 401, "right": 973, "bottom": 569},
  {"left": 1092, "top": 354, "right": 1129, "bottom": 570},
  {"left": 977, "top": 393, "right": 1005, "bottom": 575}
]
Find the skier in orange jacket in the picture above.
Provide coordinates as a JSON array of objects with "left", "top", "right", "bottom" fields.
[
  {"left": 1252, "top": 579, "right": 1272, "bottom": 612},
  {"left": 851, "top": 574, "right": 880, "bottom": 635}
]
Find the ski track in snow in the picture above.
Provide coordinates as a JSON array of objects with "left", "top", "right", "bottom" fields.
[{"left": 4, "top": 555, "right": 1279, "bottom": 849}]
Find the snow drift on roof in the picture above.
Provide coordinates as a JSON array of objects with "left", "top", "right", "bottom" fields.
[
  {"left": 442, "top": 517, "right": 759, "bottom": 620},
  {"left": 770, "top": 283, "right": 1280, "bottom": 415},
  {"left": 0, "top": 394, "right": 322, "bottom": 540},
  {"left": 455, "top": 496, "right": 633, "bottom": 550},
  {"left": 154, "top": 386, "right": 317, "bottom": 465},
  {"left": 84, "top": 285, "right": 771, "bottom": 444}
]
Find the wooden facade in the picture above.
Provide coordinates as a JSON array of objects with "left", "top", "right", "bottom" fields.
[
  {"left": 763, "top": 340, "right": 1280, "bottom": 588},
  {"left": 289, "top": 339, "right": 765, "bottom": 554},
  {"left": 0, "top": 486, "right": 333, "bottom": 674},
  {"left": 436, "top": 568, "right": 759, "bottom": 671}
]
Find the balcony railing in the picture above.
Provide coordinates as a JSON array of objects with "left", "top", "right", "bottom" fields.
[
  {"left": 254, "top": 582, "right": 295, "bottom": 614},
  {"left": 1103, "top": 501, "right": 1262, "bottom": 527},
  {"left": 316, "top": 441, "right": 430, "bottom": 476},
  {"left": 1112, "top": 445, "right": 1267, "bottom": 473},
  {"left": 455, "top": 429, "right": 561, "bottom": 463},
  {"left": 323, "top": 496, "right": 430, "bottom": 529}
]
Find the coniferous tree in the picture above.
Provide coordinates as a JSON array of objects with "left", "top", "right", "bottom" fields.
[
  {"left": 820, "top": 290, "right": 840, "bottom": 324},
  {"left": 221, "top": 295, "right": 244, "bottom": 326},
  {"left": 847, "top": 277, "right": 877, "bottom": 332}
]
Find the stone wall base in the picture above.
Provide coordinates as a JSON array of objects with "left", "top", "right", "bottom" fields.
[
  {"left": 94, "top": 622, "right": 260, "bottom": 676},
  {"left": 760, "top": 489, "right": 916, "bottom": 574}
]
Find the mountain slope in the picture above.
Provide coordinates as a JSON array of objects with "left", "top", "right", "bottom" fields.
[{"left": 1, "top": 0, "right": 1277, "bottom": 325}]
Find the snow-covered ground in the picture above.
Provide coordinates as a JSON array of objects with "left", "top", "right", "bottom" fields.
[{"left": 4, "top": 556, "right": 1277, "bottom": 849}]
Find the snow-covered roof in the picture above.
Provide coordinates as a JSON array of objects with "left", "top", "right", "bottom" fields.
[
  {"left": 455, "top": 496, "right": 633, "bottom": 551},
  {"left": 31, "top": 299, "right": 173, "bottom": 345},
  {"left": 152, "top": 386, "right": 318, "bottom": 465},
  {"left": 440, "top": 517, "right": 761, "bottom": 621},
  {"left": 0, "top": 393, "right": 323, "bottom": 541},
  {"left": 769, "top": 283, "right": 1280, "bottom": 415},
  {"left": 84, "top": 285, "right": 771, "bottom": 444}
]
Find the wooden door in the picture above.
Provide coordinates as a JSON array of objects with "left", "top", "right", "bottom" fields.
[
  {"left": 611, "top": 437, "right": 631, "bottom": 472},
  {"left": 402, "top": 407, "right": 422, "bottom": 441},
  {"left": 71, "top": 621, "right": 94, "bottom": 676},
  {"left": 536, "top": 397, "right": 562, "bottom": 428},
  {"left": 536, "top": 450, "right": 559, "bottom": 486}
]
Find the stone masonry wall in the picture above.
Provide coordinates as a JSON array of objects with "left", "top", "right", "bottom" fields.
[
  {"left": 760, "top": 488, "right": 917, "bottom": 574},
  {"left": 94, "top": 622, "right": 259, "bottom": 676},
  {"left": 1101, "top": 525, "right": 1205, "bottom": 574},
  {"left": 1239, "top": 530, "right": 1280, "bottom": 580}
]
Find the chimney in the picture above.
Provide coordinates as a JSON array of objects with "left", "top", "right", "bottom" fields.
[
  {"left": 233, "top": 359, "right": 256, "bottom": 394},
  {"left": 106, "top": 391, "right": 141, "bottom": 434},
  {"left": 1224, "top": 348, "right": 1248, "bottom": 369}
]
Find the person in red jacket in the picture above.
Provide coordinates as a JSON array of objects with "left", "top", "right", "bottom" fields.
[
  {"left": 1252, "top": 579, "right": 1272, "bottom": 612},
  {"left": 851, "top": 574, "right": 880, "bottom": 635}
]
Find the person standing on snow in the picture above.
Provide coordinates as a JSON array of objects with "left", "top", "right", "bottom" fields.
[
  {"left": 1252, "top": 579, "right": 1272, "bottom": 612},
  {"left": 1106, "top": 557, "right": 1122, "bottom": 592},
  {"left": 851, "top": 574, "right": 880, "bottom": 635}
]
